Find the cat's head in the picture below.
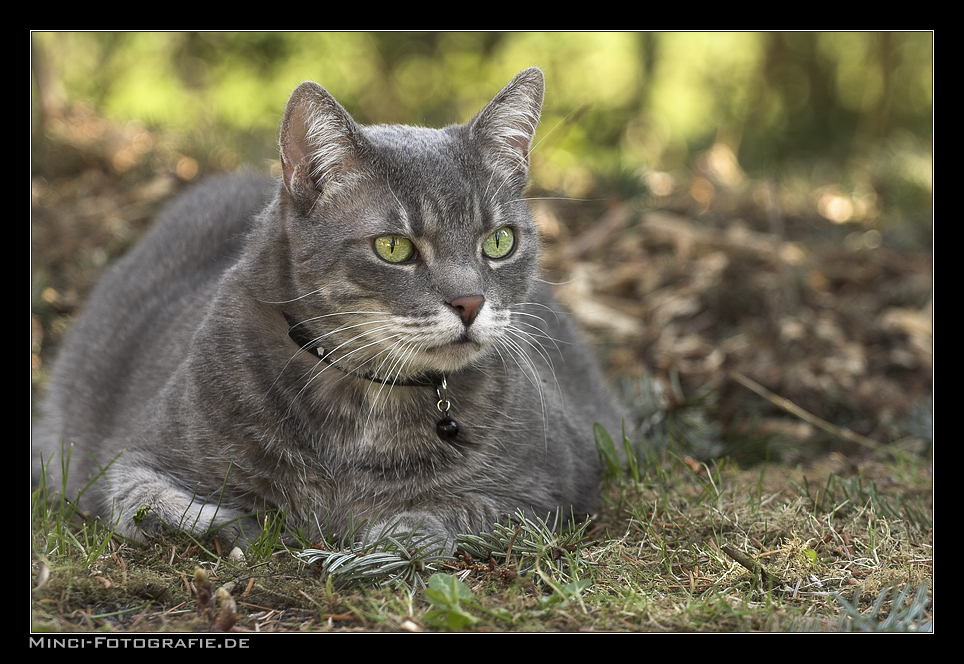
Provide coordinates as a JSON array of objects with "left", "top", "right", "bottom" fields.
[{"left": 276, "top": 68, "right": 546, "bottom": 381}]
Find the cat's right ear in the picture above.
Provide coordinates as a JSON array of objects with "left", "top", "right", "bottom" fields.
[
  {"left": 279, "top": 82, "right": 369, "bottom": 212},
  {"left": 468, "top": 67, "right": 545, "bottom": 193}
]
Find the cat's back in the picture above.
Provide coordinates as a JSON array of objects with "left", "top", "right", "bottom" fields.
[
  {"left": 33, "top": 173, "right": 274, "bottom": 491},
  {"left": 54, "top": 171, "right": 273, "bottom": 359},
  {"left": 124, "top": 172, "right": 273, "bottom": 285}
]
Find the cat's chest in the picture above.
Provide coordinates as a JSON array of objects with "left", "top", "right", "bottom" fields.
[
  {"left": 306, "top": 382, "right": 478, "bottom": 457},
  {"left": 283, "top": 396, "right": 484, "bottom": 505}
]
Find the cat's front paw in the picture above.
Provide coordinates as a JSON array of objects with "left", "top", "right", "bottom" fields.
[
  {"left": 116, "top": 497, "right": 245, "bottom": 542},
  {"left": 107, "top": 470, "right": 254, "bottom": 546}
]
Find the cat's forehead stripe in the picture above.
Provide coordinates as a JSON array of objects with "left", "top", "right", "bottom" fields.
[
  {"left": 394, "top": 200, "right": 415, "bottom": 236},
  {"left": 409, "top": 190, "right": 496, "bottom": 238}
]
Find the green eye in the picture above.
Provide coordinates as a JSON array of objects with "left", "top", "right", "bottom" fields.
[
  {"left": 373, "top": 235, "right": 415, "bottom": 263},
  {"left": 482, "top": 227, "right": 515, "bottom": 259}
]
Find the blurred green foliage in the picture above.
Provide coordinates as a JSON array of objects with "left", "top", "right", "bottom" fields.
[{"left": 32, "top": 32, "right": 932, "bottom": 221}]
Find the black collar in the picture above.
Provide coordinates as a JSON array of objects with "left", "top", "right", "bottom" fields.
[
  {"left": 283, "top": 312, "right": 442, "bottom": 387},
  {"left": 283, "top": 312, "right": 462, "bottom": 441}
]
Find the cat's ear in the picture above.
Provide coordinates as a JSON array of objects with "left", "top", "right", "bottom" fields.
[
  {"left": 469, "top": 67, "right": 545, "bottom": 191},
  {"left": 279, "top": 81, "right": 369, "bottom": 210}
]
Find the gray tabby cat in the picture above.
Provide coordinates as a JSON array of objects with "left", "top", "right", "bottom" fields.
[{"left": 32, "top": 67, "right": 627, "bottom": 550}]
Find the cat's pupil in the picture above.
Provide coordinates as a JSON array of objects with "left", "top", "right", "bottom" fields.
[{"left": 482, "top": 227, "right": 515, "bottom": 259}]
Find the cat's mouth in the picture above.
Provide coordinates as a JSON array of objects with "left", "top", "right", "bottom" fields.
[
  {"left": 431, "top": 334, "right": 480, "bottom": 352},
  {"left": 421, "top": 333, "right": 486, "bottom": 368}
]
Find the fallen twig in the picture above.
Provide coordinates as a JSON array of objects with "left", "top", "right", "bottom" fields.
[
  {"left": 721, "top": 544, "right": 786, "bottom": 590},
  {"left": 729, "top": 371, "right": 881, "bottom": 451}
]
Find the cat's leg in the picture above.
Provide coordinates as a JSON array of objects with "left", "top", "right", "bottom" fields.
[{"left": 104, "top": 463, "right": 255, "bottom": 545}]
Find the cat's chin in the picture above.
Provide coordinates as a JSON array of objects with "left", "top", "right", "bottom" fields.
[{"left": 419, "top": 337, "right": 488, "bottom": 373}]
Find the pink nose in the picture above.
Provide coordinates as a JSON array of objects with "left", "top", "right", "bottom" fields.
[{"left": 448, "top": 295, "right": 485, "bottom": 327}]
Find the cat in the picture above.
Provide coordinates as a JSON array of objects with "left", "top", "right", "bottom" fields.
[{"left": 32, "top": 67, "right": 628, "bottom": 552}]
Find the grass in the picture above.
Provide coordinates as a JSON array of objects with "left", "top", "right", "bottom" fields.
[{"left": 30, "top": 424, "right": 932, "bottom": 633}]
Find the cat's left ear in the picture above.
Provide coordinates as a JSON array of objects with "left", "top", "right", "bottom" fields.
[
  {"left": 279, "top": 81, "right": 370, "bottom": 212},
  {"left": 469, "top": 67, "right": 545, "bottom": 192}
]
